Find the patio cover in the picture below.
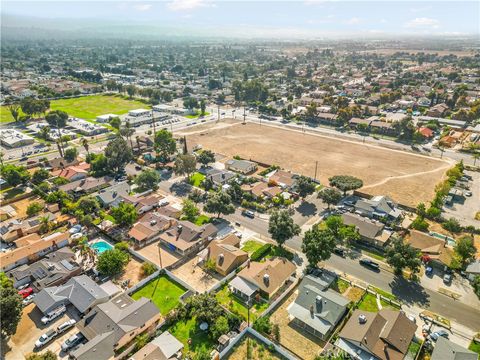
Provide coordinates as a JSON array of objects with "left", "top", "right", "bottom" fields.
[{"left": 229, "top": 276, "right": 258, "bottom": 297}]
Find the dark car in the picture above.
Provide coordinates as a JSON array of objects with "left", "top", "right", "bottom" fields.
[
  {"left": 333, "top": 247, "right": 346, "bottom": 257},
  {"left": 428, "top": 329, "right": 449, "bottom": 342},
  {"left": 359, "top": 259, "right": 380, "bottom": 271},
  {"left": 241, "top": 210, "right": 255, "bottom": 219}
]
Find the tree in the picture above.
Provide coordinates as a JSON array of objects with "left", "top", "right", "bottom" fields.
[
  {"left": 154, "top": 129, "right": 176, "bottom": 162},
  {"left": 324, "top": 215, "right": 360, "bottom": 246},
  {"left": 204, "top": 191, "right": 235, "bottom": 218},
  {"left": 32, "top": 168, "right": 50, "bottom": 184},
  {"left": 183, "top": 97, "right": 198, "bottom": 111},
  {"left": 174, "top": 154, "right": 197, "bottom": 179},
  {"left": 0, "top": 164, "right": 30, "bottom": 186},
  {"left": 77, "top": 196, "right": 100, "bottom": 215},
  {"left": 25, "top": 350, "right": 58, "bottom": 360},
  {"left": 141, "top": 262, "right": 157, "bottom": 277},
  {"left": 200, "top": 99, "right": 207, "bottom": 115},
  {"left": 442, "top": 218, "right": 462, "bottom": 235},
  {"left": 268, "top": 210, "right": 300, "bottom": 248},
  {"left": 182, "top": 199, "right": 199, "bottom": 222},
  {"left": 416, "top": 203, "right": 427, "bottom": 218},
  {"left": 45, "top": 110, "right": 68, "bottom": 128},
  {"left": 296, "top": 176, "right": 316, "bottom": 200},
  {"left": 411, "top": 216, "right": 429, "bottom": 232},
  {"left": 385, "top": 239, "right": 421, "bottom": 277},
  {"left": 109, "top": 117, "right": 121, "bottom": 130},
  {"left": 27, "top": 201, "right": 43, "bottom": 217},
  {"left": 96, "top": 249, "right": 129, "bottom": 276},
  {"left": 63, "top": 147, "right": 78, "bottom": 162},
  {"left": 329, "top": 175, "right": 363, "bottom": 195},
  {"left": 454, "top": 236, "right": 476, "bottom": 269},
  {"left": 111, "top": 202, "right": 138, "bottom": 227},
  {"left": 81, "top": 138, "right": 90, "bottom": 158},
  {"left": 318, "top": 188, "right": 342, "bottom": 209},
  {"left": 197, "top": 150, "right": 215, "bottom": 167},
  {"left": 188, "top": 189, "right": 204, "bottom": 204},
  {"left": 135, "top": 169, "right": 160, "bottom": 191},
  {"left": 114, "top": 241, "right": 130, "bottom": 252},
  {"left": 0, "top": 272, "right": 23, "bottom": 339},
  {"left": 211, "top": 315, "right": 229, "bottom": 340},
  {"left": 302, "top": 226, "right": 336, "bottom": 268},
  {"left": 7, "top": 104, "right": 21, "bottom": 123},
  {"left": 105, "top": 137, "right": 133, "bottom": 174}
]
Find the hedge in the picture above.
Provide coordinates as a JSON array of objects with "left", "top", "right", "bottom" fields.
[{"left": 251, "top": 244, "right": 272, "bottom": 261}]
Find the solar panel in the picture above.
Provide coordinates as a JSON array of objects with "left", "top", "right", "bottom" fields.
[{"left": 60, "top": 259, "right": 75, "bottom": 271}]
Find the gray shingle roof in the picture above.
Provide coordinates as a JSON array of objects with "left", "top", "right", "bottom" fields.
[{"left": 431, "top": 337, "right": 478, "bottom": 360}]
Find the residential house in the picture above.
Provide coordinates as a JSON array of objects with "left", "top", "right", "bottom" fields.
[
  {"left": 129, "top": 212, "right": 176, "bottom": 248},
  {"left": 230, "top": 257, "right": 296, "bottom": 300},
  {"left": 225, "top": 159, "right": 257, "bottom": 174},
  {"left": 431, "top": 337, "right": 478, "bottom": 360},
  {"left": 129, "top": 331, "right": 183, "bottom": 360},
  {"left": 268, "top": 170, "right": 296, "bottom": 189},
  {"left": 96, "top": 182, "right": 130, "bottom": 208},
  {"left": 465, "top": 260, "right": 480, "bottom": 282},
  {"left": 406, "top": 230, "right": 454, "bottom": 268},
  {"left": 336, "top": 309, "right": 417, "bottom": 360},
  {"left": 418, "top": 127, "right": 434, "bottom": 139},
  {"left": 349, "top": 117, "right": 372, "bottom": 129},
  {"left": 71, "top": 294, "right": 161, "bottom": 360},
  {"left": 7, "top": 247, "right": 81, "bottom": 290},
  {"left": 159, "top": 221, "right": 218, "bottom": 256},
  {"left": 341, "top": 213, "right": 392, "bottom": 248},
  {"left": 156, "top": 205, "right": 182, "bottom": 219},
  {"left": 241, "top": 181, "right": 283, "bottom": 200},
  {"left": 203, "top": 234, "right": 249, "bottom": 276},
  {"left": 0, "top": 232, "right": 70, "bottom": 272},
  {"left": 120, "top": 193, "right": 163, "bottom": 214},
  {"left": 287, "top": 275, "right": 349, "bottom": 340},
  {"left": 33, "top": 274, "right": 120, "bottom": 314},
  {"left": 47, "top": 157, "right": 80, "bottom": 171},
  {"left": 51, "top": 162, "right": 90, "bottom": 181},
  {"left": 203, "top": 169, "right": 236, "bottom": 189},
  {"left": 354, "top": 196, "right": 402, "bottom": 222},
  {"left": 427, "top": 103, "right": 450, "bottom": 118},
  {"left": 59, "top": 176, "right": 113, "bottom": 196}
]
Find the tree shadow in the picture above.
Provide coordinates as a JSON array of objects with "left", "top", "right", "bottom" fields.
[
  {"left": 389, "top": 276, "right": 430, "bottom": 307},
  {"left": 169, "top": 181, "right": 192, "bottom": 196},
  {"left": 296, "top": 201, "right": 317, "bottom": 217}
]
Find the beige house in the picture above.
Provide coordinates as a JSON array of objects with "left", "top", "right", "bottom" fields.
[{"left": 205, "top": 234, "right": 249, "bottom": 276}]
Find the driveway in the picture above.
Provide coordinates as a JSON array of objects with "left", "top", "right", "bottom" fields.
[{"left": 6, "top": 304, "right": 80, "bottom": 360}]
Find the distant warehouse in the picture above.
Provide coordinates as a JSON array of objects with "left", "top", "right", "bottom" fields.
[
  {"left": 128, "top": 108, "right": 151, "bottom": 117},
  {"left": 96, "top": 113, "right": 118, "bottom": 123},
  {"left": 67, "top": 118, "right": 108, "bottom": 136},
  {"left": 0, "top": 129, "right": 34, "bottom": 148}
]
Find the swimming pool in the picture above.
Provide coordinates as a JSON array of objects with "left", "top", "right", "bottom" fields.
[
  {"left": 90, "top": 240, "right": 114, "bottom": 254},
  {"left": 429, "top": 231, "right": 456, "bottom": 246}
]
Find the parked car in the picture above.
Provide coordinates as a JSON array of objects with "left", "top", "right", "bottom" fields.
[
  {"left": 61, "top": 333, "right": 85, "bottom": 352},
  {"left": 69, "top": 225, "right": 82, "bottom": 234},
  {"left": 443, "top": 273, "right": 452, "bottom": 285},
  {"left": 35, "top": 329, "right": 57, "bottom": 348},
  {"left": 241, "top": 210, "right": 255, "bottom": 219},
  {"left": 18, "top": 287, "right": 33, "bottom": 299},
  {"left": 17, "top": 283, "right": 30, "bottom": 290},
  {"left": 428, "top": 329, "right": 449, "bottom": 342},
  {"left": 22, "top": 294, "right": 36, "bottom": 306},
  {"left": 41, "top": 305, "right": 66, "bottom": 325},
  {"left": 464, "top": 190, "right": 472, "bottom": 197},
  {"left": 57, "top": 319, "right": 76, "bottom": 334},
  {"left": 333, "top": 247, "right": 346, "bottom": 257},
  {"left": 359, "top": 259, "right": 380, "bottom": 271},
  {"left": 425, "top": 266, "right": 433, "bottom": 277}
]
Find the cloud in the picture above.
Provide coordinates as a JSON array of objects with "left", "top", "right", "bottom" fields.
[
  {"left": 410, "top": 6, "right": 432, "bottom": 13},
  {"left": 167, "top": 0, "right": 213, "bottom": 11},
  {"left": 133, "top": 4, "right": 152, "bottom": 12},
  {"left": 405, "top": 17, "right": 440, "bottom": 29},
  {"left": 344, "top": 17, "right": 361, "bottom": 25},
  {"left": 380, "top": 18, "right": 387, "bottom": 24}
]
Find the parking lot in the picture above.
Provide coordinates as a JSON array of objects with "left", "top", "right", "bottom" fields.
[
  {"left": 443, "top": 170, "right": 480, "bottom": 227},
  {"left": 6, "top": 304, "right": 81, "bottom": 360}
]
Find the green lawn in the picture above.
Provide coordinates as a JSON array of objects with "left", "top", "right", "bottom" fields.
[
  {"left": 185, "top": 111, "right": 210, "bottom": 119},
  {"left": 369, "top": 286, "right": 397, "bottom": 301},
  {"left": 0, "top": 187, "right": 25, "bottom": 200},
  {"left": 408, "top": 341, "right": 421, "bottom": 358},
  {"left": 1, "top": 95, "right": 147, "bottom": 123},
  {"left": 469, "top": 340, "right": 480, "bottom": 355},
  {"left": 194, "top": 214, "right": 211, "bottom": 226},
  {"left": 265, "top": 245, "right": 294, "bottom": 261},
  {"left": 357, "top": 293, "right": 399, "bottom": 312},
  {"left": 169, "top": 317, "right": 215, "bottom": 355},
  {"left": 241, "top": 240, "right": 264, "bottom": 254},
  {"left": 331, "top": 278, "right": 350, "bottom": 294},
  {"left": 130, "top": 275, "right": 186, "bottom": 315},
  {"left": 189, "top": 172, "right": 205, "bottom": 187},
  {"left": 215, "top": 285, "right": 268, "bottom": 322}
]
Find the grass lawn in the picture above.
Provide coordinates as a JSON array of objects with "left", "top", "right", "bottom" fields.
[
  {"left": 408, "top": 341, "right": 422, "bottom": 359},
  {"left": 185, "top": 111, "right": 210, "bottom": 119},
  {"left": 0, "top": 187, "right": 25, "bottom": 200},
  {"left": 0, "top": 95, "right": 147, "bottom": 123},
  {"left": 189, "top": 172, "right": 205, "bottom": 187},
  {"left": 357, "top": 293, "right": 379, "bottom": 312},
  {"left": 194, "top": 214, "right": 211, "bottom": 226},
  {"left": 130, "top": 275, "right": 186, "bottom": 315},
  {"left": 469, "top": 340, "right": 480, "bottom": 354},
  {"left": 241, "top": 240, "right": 264, "bottom": 254},
  {"left": 331, "top": 278, "right": 350, "bottom": 294},
  {"left": 369, "top": 285, "right": 397, "bottom": 301},
  {"left": 265, "top": 245, "right": 294, "bottom": 261},
  {"left": 169, "top": 317, "right": 215, "bottom": 354},
  {"left": 215, "top": 285, "right": 268, "bottom": 322}
]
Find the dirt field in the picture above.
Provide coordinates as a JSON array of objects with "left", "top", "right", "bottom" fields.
[
  {"left": 117, "top": 257, "right": 145, "bottom": 287},
  {"left": 136, "top": 242, "right": 181, "bottom": 269},
  {"left": 226, "top": 335, "right": 285, "bottom": 360},
  {"left": 180, "top": 122, "right": 451, "bottom": 206},
  {"left": 171, "top": 257, "right": 222, "bottom": 292}
]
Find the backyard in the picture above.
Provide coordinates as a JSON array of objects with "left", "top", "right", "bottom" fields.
[
  {"left": 168, "top": 317, "right": 215, "bottom": 355},
  {"left": 0, "top": 95, "right": 147, "bottom": 122},
  {"left": 215, "top": 284, "right": 269, "bottom": 322},
  {"left": 226, "top": 335, "right": 285, "bottom": 360},
  {"left": 189, "top": 172, "right": 205, "bottom": 187},
  {"left": 130, "top": 274, "right": 186, "bottom": 315}
]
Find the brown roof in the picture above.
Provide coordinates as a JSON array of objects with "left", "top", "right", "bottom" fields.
[
  {"left": 159, "top": 221, "right": 217, "bottom": 252},
  {"left": 207, "top": 235, "right": 248, "bottom": 274},
  {"left": 237, "top": 257, "right": 296, "bottom": 296},
  {"left": 156, "top": 205, "right": 182, "bottom": 219},
  {"left": 269, "top": 170, "right": 295, "bottom": 187},
  {"left": 128, "top": 213, "right": 175, "bottom": 242},
  {"left": 406, "top": 230, "right": 454, "bottom": 266},
  {"left": 339, "top": 309, "right": 417, "bottom": 360},
  {"left": 14, "top": 233, "right": 42, "bottom": 247}
]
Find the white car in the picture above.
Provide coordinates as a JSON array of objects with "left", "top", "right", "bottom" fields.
[
  {"left": 57, "top": 319, "right": 76, "bottom": 334},
  {"left": 70, "top": 232, "right": 84, "bottom": 240},
  {"left": 41, "top": 305, "right": 66, "bottom": 325},
  {"left": 35, "top": 329, "right": 57, "bottom": 348},
  {"left": 22, "top": 294, "right": 35, "bottom": 306},
  {"left": 69, "top": 225, "right": 82, "bottom": 234}
]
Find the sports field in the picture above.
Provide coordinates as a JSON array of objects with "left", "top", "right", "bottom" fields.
[
  {"left": 0, "top": 95, "right": 147, "bottom": 123},
  {"left": 180, "top": 122, "right": 452, "bottom": 206}
]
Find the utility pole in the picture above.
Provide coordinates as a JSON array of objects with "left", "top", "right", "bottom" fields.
[
  {"left": 151, "top": 109, "right": 156, "bottom": 135},
  {"left": 314, "top": 161, "right": 318, "bottom": 181},
  {"left": 243, "top": 106, "right": 246, "bottom": 125},
  {"left": 217, "top": 105, "right": 220, "bottom": 123}
]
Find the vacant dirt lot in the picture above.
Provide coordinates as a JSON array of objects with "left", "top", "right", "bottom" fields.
[
  {"left": 171, "top": 257, "right": 222, "bottom": 292},
  {"left": 181, "top": 122, "right": 451, "bottom": 206}
]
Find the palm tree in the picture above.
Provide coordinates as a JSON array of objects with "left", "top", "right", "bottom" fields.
[
  {"left": 75, "top": 238, "right": 96, "bottom": 267},
  {"left": 120, "top": 120, "right": 135, "bottom": 149},
  {"left": 473, "top": 153, "right": 480, "bottom": 167},
  {"left": 55, "top": 139, "right": 64, "bottom": 157},
  {"left": 81, "top": 137, "right": 90, "bottom": 158},
  {"left": 39, "top": 215, "right": 52, "bottom": 234},
  {"left": 135, "top": 135, "right": 141, "bottom": 152}
]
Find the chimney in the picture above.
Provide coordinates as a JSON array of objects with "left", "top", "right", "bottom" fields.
[
  {"left": 310, "top": 304, "right": 314, "bottom": 317},
  {"left": 263, "top": 274, "right": 270, "bottom": 286},
  {"left": 176, "top": 225, "right": 183, "bottom": 241},
  {"left": 358, "top": 314, "right": 367, "bottom": 324}
]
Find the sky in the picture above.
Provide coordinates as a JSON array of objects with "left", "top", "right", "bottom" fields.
[{"left": 3, "top": 0, "right": 479, "bottom": 38}]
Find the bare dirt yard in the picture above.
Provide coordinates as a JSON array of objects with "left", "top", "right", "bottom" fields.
[
  {"left": 180, "top": 122, "right": 451, "bottom": 206},
  {"left": 171, "top": 257, "right": 222, "bottom": 292}
]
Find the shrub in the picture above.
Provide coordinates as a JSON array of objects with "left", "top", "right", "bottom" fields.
[
  {"left": 411, "top": 216, "right": 429, "bottom": 232},
  {"left": 253, "top": 316, "right": 272, "bottom": 334},
  {"left": 251, "top": 244, "right": 272, "bottom": 261},
  {"left": 27, "top": 202, "right": 43, "bottom": 217},
  {"left": 141, "top": 262, "right": 157, "bottom": 277}
]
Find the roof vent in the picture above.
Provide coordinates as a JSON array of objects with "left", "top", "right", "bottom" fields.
[
  {"left": 263, "top": 274, "right": 270, "bottom": 285},
  {"left": 359, "top": 314, "right": 367, "bottom": 324},
  {"left": 316, "top": 295, "right": 322, "bottom": 303},
  {"left": 150, "top": 220, "right": 157, "bottom": 226}
]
